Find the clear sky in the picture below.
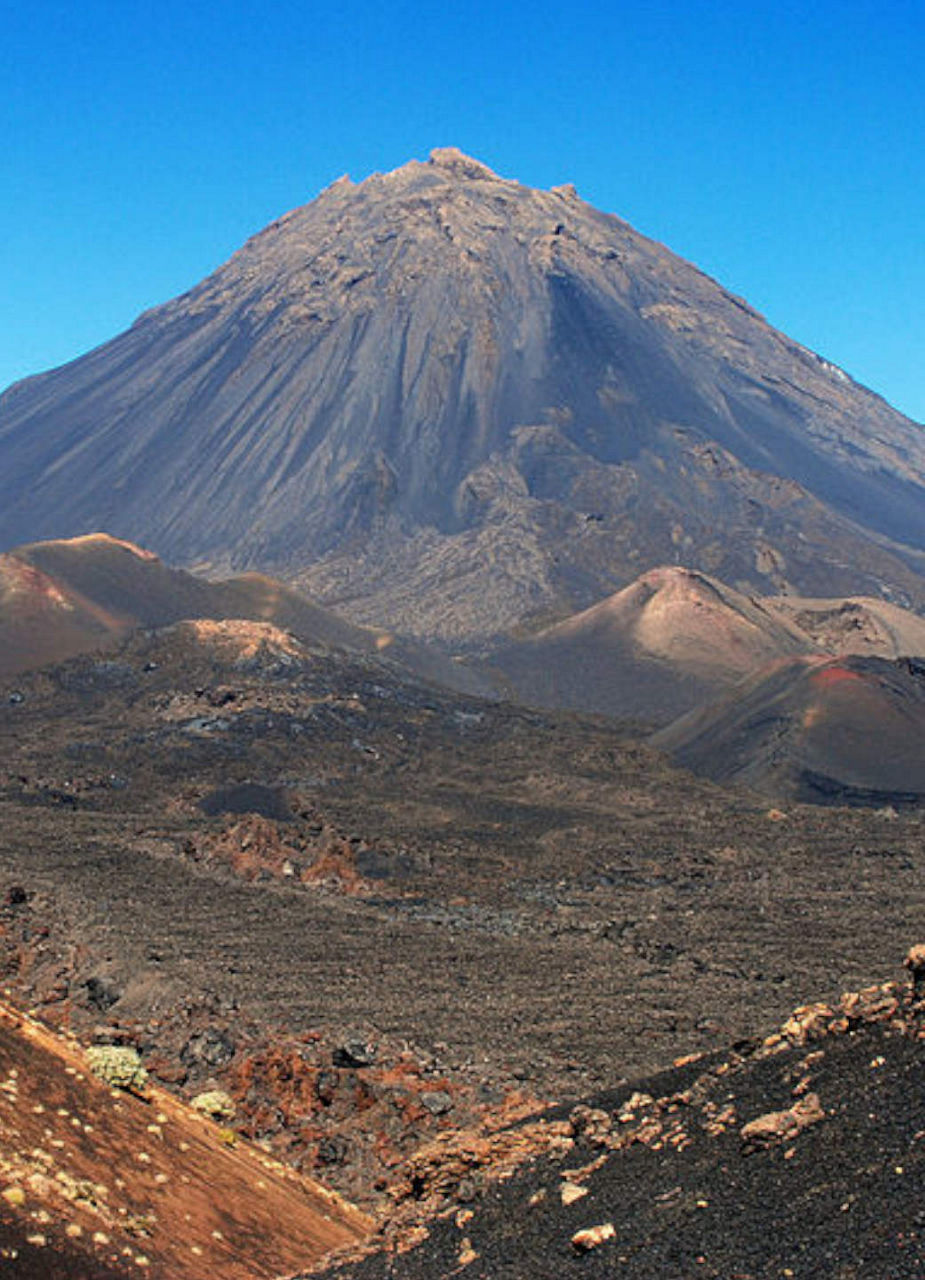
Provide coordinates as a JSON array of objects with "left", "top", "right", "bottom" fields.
[{"left": 3, "top": 0, "right": 924, "bottom": 422}]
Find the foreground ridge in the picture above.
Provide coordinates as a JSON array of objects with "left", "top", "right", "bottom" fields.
[
  {"left": 0, "top": 1001, "right": 371, "bottom": 1278},
  {"left": 312, "top": 951, "right": 925, "bottom": 1278}
]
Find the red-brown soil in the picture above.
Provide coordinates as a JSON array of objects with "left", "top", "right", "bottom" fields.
[
  {"left": 655, "top": 653, "right": 925, "bottom": 804},
  {"left": 0, "top": 1002, "right": 370, "bottom": 1278}
]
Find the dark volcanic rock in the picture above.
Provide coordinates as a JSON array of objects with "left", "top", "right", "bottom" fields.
[
  {"left": 84, "top": 975, "right": 120, "bottom": 1011},
  {"left": 199, "top": 782, "right": 292, "bottom": 821},
  {"left": 333, "top": 1037, "right": 378, "bottom": 1070},
  {"left": 0, "top": 149, "right": 923, "bottom": 639},
  {"left": 316, "top": 978, "right": 925, "bottom": 1280},
  {"left": 180, "top": 1027, "right": 237, "bottom": 1071}
]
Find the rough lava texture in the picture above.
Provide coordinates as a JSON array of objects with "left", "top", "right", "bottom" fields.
[
  {"left": 1, "top": 149, "right": 924, "bottom": 639},
  {"left": 312, "top": 966, "right": 925, "bottom": 1280},
  {"left": 764, "top": 593, "right": 925, "bottom": 660},
  {"left": 2, "top": 624, "right": 925, "bottom": 1217}
]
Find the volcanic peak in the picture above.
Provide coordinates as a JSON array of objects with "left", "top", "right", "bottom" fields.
[
  {"left": 426, "top": 146, "right": 502, "bottom": 181},
  {"left": 1, "top": 149, "right": 924, "bottom": 640},
  {"left": 31, "top": 532, "right": 159, "bottom": 560}
]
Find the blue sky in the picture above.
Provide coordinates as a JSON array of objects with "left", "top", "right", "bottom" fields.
[{"left": 3, "top": 0, "right": 924, "bottom": 421}]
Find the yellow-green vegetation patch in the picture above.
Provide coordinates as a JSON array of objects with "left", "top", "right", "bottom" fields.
[
  {"left": 191, "top": 1089, "right": 236, "bottom": 1120},
  {"left": 85, "top": 1045, "right": 149, "bottom": 1093}
]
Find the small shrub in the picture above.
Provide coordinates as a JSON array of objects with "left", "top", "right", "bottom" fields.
[
  {"left": 191, "top": 1089, "right": 236, "bottom": 1120},
  {"left": 86, "top": 1045, "right": 148, "bottom": 1093}
]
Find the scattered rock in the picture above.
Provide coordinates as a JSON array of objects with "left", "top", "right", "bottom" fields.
[
  {"left": 458, "top": 1236, "right": 478, "bottom": 1266},
  {"left": 571, "top": 1222, "right": 616, "bottom": 1252},
  {"left": 781, "top": 1004, "right": 834, "bottom": 1045},
  {"left": 618, "top": 1091, "right": 654, "bottom": 1122},
  {"left": 315, "top": 1068, "right": 339, "bottom": 1104},
  {"left": 569, "top": 1105, "right": 613, "bottom": 1144},
  {"left": 85, "top": 976, "right": 120, "bottom": 1012},
  {"left": 453, "top": 1178, "right": 477, "bottom": 1204},
  {"left": 741, "top": 1092, "right": 825, "bottom": 1148},
  {"left": 181, "top": 1028, "right": 236, "bottom": 1070},
  {"left": 333, "top": 1037, "right": 377, "bottom": 1069},
  {"left": 904, "top": 944, "right": 925, "bottom": 997},
  {"left": 91, "top": 1024, "right": 134, "bottom": 1046},
  {"left": 420, "top": 1090, "right": 454, "bottom": 1116},
  {"left": 318, "top": 1135, "right": 348, "bottom": 1165}
]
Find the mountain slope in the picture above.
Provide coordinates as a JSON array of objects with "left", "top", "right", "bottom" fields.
[
  {"left": 315, "top": 969, "right": 925, "bottom": 1280},
  {"left": 1, "top": 148, "right": 923, "bottom": 639},
  {"left": 485, "top": 566, "right": 814, "bottom": 722},
  {"left": 0, "top": 533, "right": 489, "bottom": 694},
  {"left": 654, "top": 654, "right": 925, "bottom": 804},
  {"left": 483, "top": 566, "right": 925, "bottom": 723},
  {"left": 0, "top": 1000, "right": 370, "bottom": 1279}
]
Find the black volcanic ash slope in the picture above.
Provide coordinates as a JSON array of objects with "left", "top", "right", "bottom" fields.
[
  {"left": 316, "top": 977, "right": 925, "bottom": 1280},
  {"left": 1, "top": 148, "right": 924, "bottom": 639}
]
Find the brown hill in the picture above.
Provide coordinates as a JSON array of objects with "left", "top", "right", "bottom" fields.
[
  {"left": 0, "top": 533, "right": 367, "bottom": 677},
  {"left": 484, "top": 566, "right": 814, "bottom": 723},
  {"left": 654, "top": 654, "right": 925, "bottom": 805},
  {"left": 482, "top": 566, "right": 925, "bottom": 725},
  {"left": 0, "top": 1000, "right": 369, "bottom": 1279},
  {"left": 0, "top": 533, "right": 488, "bottom": 695},
  {"left": 1, "top": 150, "right": 923, "bottom": 640}
]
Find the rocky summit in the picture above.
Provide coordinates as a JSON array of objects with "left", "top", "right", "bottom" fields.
[{"left": 1, "top": 148, "right": 924, "bottom": 640}]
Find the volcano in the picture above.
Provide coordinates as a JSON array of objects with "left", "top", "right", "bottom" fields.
[
  {"left": 1, "top": 148, "right": 923, "bottom": 639},
  {"left": 654, "top": 653, "right": 925, "bottom": 805}
]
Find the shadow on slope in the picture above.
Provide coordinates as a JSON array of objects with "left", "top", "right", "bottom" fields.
[
  {"left": 0, "top": 534, "right": 489, "bottom": 696},
  {"left": 654, "top": 654, "right": 925, "bottom": 805}
]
